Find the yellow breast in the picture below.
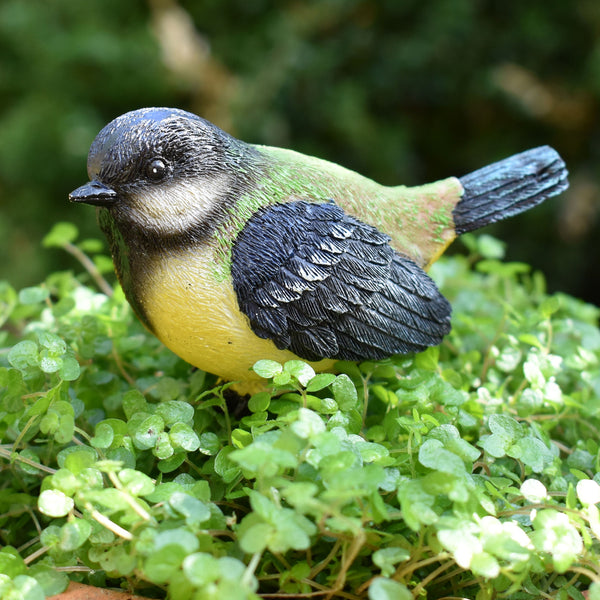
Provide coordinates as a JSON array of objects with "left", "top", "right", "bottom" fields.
[{"left": 139, "top": 242, "right": 334, "bottom": 393}]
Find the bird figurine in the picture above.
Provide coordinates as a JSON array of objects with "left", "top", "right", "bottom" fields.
[{"left": 69, "top": 107, "right": 569, "bottom": 392}]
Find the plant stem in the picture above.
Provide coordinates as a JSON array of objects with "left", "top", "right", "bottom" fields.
[
  {"left": 23, "top": 545, "right": 49, "bottom": 565},
  {"left": 242, "top": 551, "right": 262, "bottom": 588},
  {"left": 0, "top": 446, "right": 57, "bottom": 474},
  {"left": 63, "top": 241, "right": 113, "bottom": 297},
  {"left": 85, "top": 503, "right": 133, "bottom": 540}
]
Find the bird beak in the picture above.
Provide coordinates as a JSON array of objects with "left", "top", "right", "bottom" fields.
[{"left": 69, "top": 180, "right": 117, "bottom": 207}]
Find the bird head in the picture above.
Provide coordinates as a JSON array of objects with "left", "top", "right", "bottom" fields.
[{"left": 69, "top": 107, "right": 245, "bottom": 237}]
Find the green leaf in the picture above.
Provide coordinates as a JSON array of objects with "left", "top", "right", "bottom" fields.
[
  {"left": 368, "top": 577, "right": 411, "bottom": 600},
  {"left": 531, "top": 510, "right": 583, "bottom": 572},
  {"left": 373, "top": 547, "right": 410, "bottom": 577},
  {"left": 0, "top": 546, "right": 26, "bottom": 578},
  {"left": 566, "top": 482, "right": 578, "bottom": 510},
  {"left": 230, "top": 441, "right": 297, "bottom": 473},
  {"left": 59, "top": 355, "right": 80, "bottom": 381},
  {"left": 143, "top": 545, "right": 188, "bottom": 584},
  {"left": 576, "top": 479, "right": 600, "bottom": 505},
  {"left": 150, "top": 377, "right": 184, "bottom": 402},
  {"left": 419, "top": 439, "right": 467, "bottom": 475},
  {"left": 27, "top": 566, "right": 69, "bottom": 597},
  {"left": 78, "top": 238, "right": 104, "bottom": 253},
  {"left": 39, "top": 526, "right": 60, "bottom": 550},
  {"left": 540, "top": 295, "right": 561, "bottom": 319},
  {"left": 481, "top": 415, "right": 523, "bottom": 458},
  {"left": 118, "top": 469, "right": 155, "bottom": 496},
  {"left": 331, "top": 374, "right": 358, "bottom": 410},
  {"left": 85, "top": 488, "right": 132, "bottom": 512},
  {"left": 239, "top": 521, "right": 271, "bottom": 554},
  {"left": 182, "top": 553, "right": 221, "bottom": 586},
  {"left": 59, "top": 519, "right": 92, "bottom": 551},
  {"left": 198, "top": 432, "right": 220, "bottom": 455},
  {"left": 154, "top": 431, "right": 174, "bottom": 459},
  {"left": 290, "top": 408, "right": 326, "bottom": 439},
  {"left": 428, "top": 424, "right": 481, "bottom": 462},
  {"left": 306, "top": 373, "right": 336, "bottom": 392},
  {"left": 241, "top": 493, "right": 317, "bottom": 554},
  {"left": 39, "top": 355, "right": 61, "bottom": 374},
  {"left": 414, "top": 345, "right": 440, "bottom": 371},
  {"left": 519, "top": 333, "right": 545, "bottom": 350},
  {"left": 273, "top": 370, "right": 292, "bottom": 386},
  {"left": 284, "top": 360, "right": 315, "bottom": 386},
  {"left": 40, "top": 400, "right": 75, "bottom": 444},
  {"left": 91, "top": 422, "right": 115, "bottom": 449},
  {"left": 327, "top": 408, "right": 363, "bottom": 434},
  {"left": 42, "top": 222, "right": 78, "bottom": 247},
  {"left": 93, "top": 254, "right": 115, "bottom": 274},
  {"left": 154, "top": 527, "right": 200, "bottom": 554},
  {"left": 132, "top": 414, "right": 165, "bottom": 450},
  {"left": 253, "top": 359, "right": 283, "bottom": 379},
  {"left": 18, "top": 286, "right": 49, "bottom": 305},
  {"left": 213, "top": 447, "right": 241, "bottom": 483},
  {"left": 477, "top": 234, "right": 506, "bottom": 259},
  {"left": 0, "top": 368, "right": 27, "bottom": 413},
  {"left": 0, "top": 282, "right": 17, "bottom": 328},
  {"left": 469, "top": 551, "right": 500, "bottom": 578},
  {"left": 169, "top": 422, "right": 200, "bottom": 452},
  {"left": 282, "top": 482, "right": 319, "bottom": 510},
  {"left": 169, "top": 491, "right": 211, "bottom": 525},
  {"left": 231, "top": 427, "right": 253, "bottom": 449},
  {"left": 397, "top": 480, "right": 437, "bottom": 530},
  {"left": 589, "top": 583, "right": 600, "bottom": 600},
  {"left": 157, "top": 453, "right": 186, "bottom": 473},
  {"left": 520, "top": 479, "right": 547, "bottom": 502},
  {"left": 248, "top": 391, "right": 271, "bottom": 412},
  {"left": 60, "top": 446, "right": 97, "bottom": 474},
  {"left": 356, "top": 441, "right": 389, "bottom": 463},
  {"left": 9, "top": 575, "right": 46, "bottom": 600},
  {"left": 122, "top": 389, "right": 148, "bottom": 420},
  {"left": 38, "top": 490, "right": 74, "bottom": 517},
  {"left": 307, "top": 394, "right": 338, "bottom": 414},
  {"left": 509, "top": 436, "right": 554, "bottom": 473},
  {"left": 17, "top": 449, "right": 46, "bottom": 476},
  {"left": 8, "top": 340, "right": 39, "bottom": 371},
  {"left": 248, "top": 490, "right": 277, "bottom": 521},
  {"left": 40, "top": 411, "right": 59, "bottom": 435},
  {"left": 38, "top": 331, "right": 66, "bottom": 354},
  {"left": 477, "top": 259, "right": 529, "bottom": 277},
  {"left": 51, "top": 469, "right": 80, "bottom": 496},
  {"left": 270, "top": 512, "right": 315, "bottom": 552},
  {"left": 496, "top": 346, "right": 522, "bottom": 372},
  {"left": 215, "top": 556, "right": 248, "bottom": 584}
]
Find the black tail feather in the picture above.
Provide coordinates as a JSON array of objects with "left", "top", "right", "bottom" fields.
[{"left": 453, "top": 146, "right": 569, "bottom": 235}]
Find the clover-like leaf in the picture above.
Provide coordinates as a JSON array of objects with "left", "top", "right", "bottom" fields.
[
  {"left": 368, "top": 577, "right": 411, "bottom": 600},
  {"left": 38, "top": 490, "right": 74, "bottom": 518}
]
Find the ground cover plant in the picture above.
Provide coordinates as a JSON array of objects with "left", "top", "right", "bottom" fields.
[{"left": 1, "top": 223, "right": 600, "bottom": 599}]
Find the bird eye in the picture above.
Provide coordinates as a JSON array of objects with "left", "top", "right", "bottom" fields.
[{"left": 146, "top": 158, "right": 168, "bottom": 182}]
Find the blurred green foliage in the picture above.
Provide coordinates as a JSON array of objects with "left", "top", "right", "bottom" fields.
[{"left": 1, "top": 0, "right": 599, "bottom": 303}]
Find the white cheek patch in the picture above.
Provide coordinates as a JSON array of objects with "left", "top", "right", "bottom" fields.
[{"left": 126, "top": 175, "right": 230, "bottom": 235}]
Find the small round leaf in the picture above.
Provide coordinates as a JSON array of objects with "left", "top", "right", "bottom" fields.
[{"left": 38, "top": 490, "right": 74, "bottom": 517}]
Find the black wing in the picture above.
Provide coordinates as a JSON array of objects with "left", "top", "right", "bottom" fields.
[{"left": 230, "top": 201, "right": 451, "bottom": 361}]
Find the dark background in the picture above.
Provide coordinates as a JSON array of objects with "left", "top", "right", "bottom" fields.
[{"left": 1, "top": 0, "right": 599, "bottom": 305}]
